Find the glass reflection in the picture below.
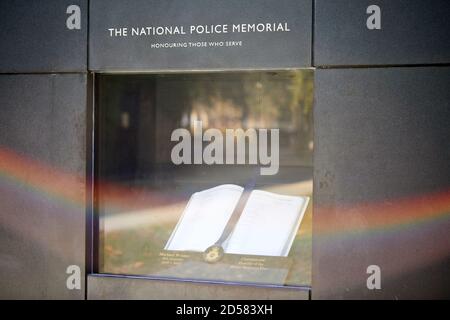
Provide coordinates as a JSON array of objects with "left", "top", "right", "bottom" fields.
[{"left": 96, "top": 71, "right": 313, "bottom": 286}]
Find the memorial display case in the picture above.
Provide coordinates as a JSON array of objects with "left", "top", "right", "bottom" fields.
[{"left": 94, "top": 70, "right": 313, "bottom": 289}]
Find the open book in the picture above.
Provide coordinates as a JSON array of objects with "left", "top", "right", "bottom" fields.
[{"left": 165, "top": 184, "right": 309, "bottom": 257}]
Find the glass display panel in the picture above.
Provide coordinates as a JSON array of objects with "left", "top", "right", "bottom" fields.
[{"left": 96, "top": 70, "right": 313, "bottom": 287}]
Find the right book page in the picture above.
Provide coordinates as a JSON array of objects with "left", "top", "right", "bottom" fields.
[{"left": 224, "top": 190, "right": 309, "bottom": 257}]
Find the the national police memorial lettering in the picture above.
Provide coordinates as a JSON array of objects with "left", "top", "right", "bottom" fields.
[{"left": 108, "top": 22, "right": 291, "bottom": 37}]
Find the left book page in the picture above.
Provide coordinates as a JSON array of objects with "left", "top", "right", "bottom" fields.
[{"left": 165, "top": 184, "right": 243, "bottom": 252}]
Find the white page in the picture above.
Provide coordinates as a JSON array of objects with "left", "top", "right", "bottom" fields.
[
  {"left": 224, "top": 190, "right": 309, "bottom": 257},
  {"left": 165, "top": 184, "right": 243, "bottom": 252}
]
